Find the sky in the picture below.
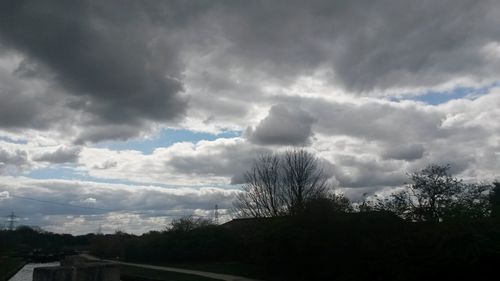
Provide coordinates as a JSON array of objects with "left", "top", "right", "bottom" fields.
[{"left": 0, "top": 0, "right": 499, "bottom": 234}]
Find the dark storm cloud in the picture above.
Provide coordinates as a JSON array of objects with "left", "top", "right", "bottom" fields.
[
  {"left": 34, "top": 146, "right": 81, "bottom": 164},
  {"left": 324, "top": 0, "right": 500, "bottom": 91},
  {"left": 246, "top": 104, "right": 316, "bottom": 146},
  {"left": 0, "top": 88, "right": 48, "bottom": 129},
  {"left": 193, "top": 0, "right": 500, "bottom": 92},
  {"left": 0, "top": 58, "right": 64, "bottom": 130},
  {"left": 0, "top": 0, "right": 187, "bottom": 129},
  {"left": 1, "top": 0, "right": 499, "bottom": 141}
]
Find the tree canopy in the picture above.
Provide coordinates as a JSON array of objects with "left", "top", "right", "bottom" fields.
[{"left": 371, "top": 164, "right": 492, "bottom": 222}]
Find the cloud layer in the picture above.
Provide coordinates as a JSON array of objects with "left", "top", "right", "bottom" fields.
[
  {"left": 1, "top": 0, "right": 500, "bottom": 141},
  {"left": 0, "top": 0, "right": 499, "bottom": 233}
]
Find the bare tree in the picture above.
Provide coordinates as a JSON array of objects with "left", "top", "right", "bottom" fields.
[
  {"left": 282, "top": 149, "right": 329, "bottom": 215},
  {"left": 234, "top": 153, "right": 284, "bottom": 217},
  {"left": 234, "top": 149, "right": 330, "bottom": 217}
]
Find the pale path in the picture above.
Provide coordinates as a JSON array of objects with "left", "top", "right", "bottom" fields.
[{"left": 80, "top": 254, "right": 262, "bottom": 281}]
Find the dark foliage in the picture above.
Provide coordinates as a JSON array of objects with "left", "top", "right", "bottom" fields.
[
  {"left": 86, "top": 213, "right": 500, "bottom": 281},
  {"left": 0, "top": 226, "right": 91, "bottom": 256},
  {"left": 3, "top": 164, "right": 500, "bottom": 281},
  {"left": 167, "top": 216, "right": 214, "bottom": 232},
  {"left": 369, "top": 164, "right": 492, "bottom": 222},
  {"left": 491, "top": 181, "right": 500, "bottom": 218},
  {"left": 2, "top": 199, "right": 500, "bottom": 281}
]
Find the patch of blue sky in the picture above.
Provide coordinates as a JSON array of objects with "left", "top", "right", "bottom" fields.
[
  {"left": 0, "top": 136, "right": 28, "bottom": 144},
  {"left": 26, "top": 166, "right": 165, "bottom": 187},
  {"left": 27, "top": 166, "right": 82, "bottom": 180},
  {"left": 27, "top": 166, "right": 161, "bottom": 186},
  {"left": 95, "top": 128, "right": 241, "bottom": 154},
  {"left": 396, "top": 81, "right": 499, "bottom": 105}
]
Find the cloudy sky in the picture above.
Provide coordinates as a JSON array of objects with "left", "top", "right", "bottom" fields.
[{"left": 0, "top": 0, "right": 499, "bottom": 234}]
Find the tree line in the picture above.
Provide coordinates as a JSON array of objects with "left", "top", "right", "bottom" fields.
[
  {"left": 3, "top": 149, "right": 500, "bottom": 281},
  {"left": 234, "top": 149, "right": 499, "bottom": 222}
]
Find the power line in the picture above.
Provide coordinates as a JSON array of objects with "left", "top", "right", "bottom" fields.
[
  {"left": 10, "top": 195, "right": 114, "bottom": 212},
  {"left": 7, "top": 194, "right": 214, "bottom": 218},
  {"left": 6, "top": 211, "right": 18, "bottom": 231},
  {"left": 214, "top": 204, "right": 219, "bottom": 224}
]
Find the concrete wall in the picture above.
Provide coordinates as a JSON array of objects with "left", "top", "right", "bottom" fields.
[{"left": 33, "top": 267, "right": 74, "bottom": 281}]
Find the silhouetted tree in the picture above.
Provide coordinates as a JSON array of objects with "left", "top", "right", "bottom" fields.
[
  {"left": 234, "top": 149, "right": 330, "bottom": 217},
  {"left": 490, "top": 181, "right": 500, "bottom": 218},
  {"left": 167, "top": 216, "right": 213, "bottom": 232},
  {"left": 282, "top": 150, "right": 330, "bottom": 215},
  {"left": 375, "top": 164, "right": 491, "bottom": 222},
  {"left": 303, "top": 194, "right": 353, "bottom": 216},
  {"left": 234, "top": 153, "right": 284, "bottom": 217}
]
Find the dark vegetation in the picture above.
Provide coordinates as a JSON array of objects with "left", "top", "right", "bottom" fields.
[
  {"left": 2, "top": 150, "right": 500, "bottom": 281},
  {"left": 86, "top": 151, "right": 500, "bottom": 281},
  {"left": 87, "top": 212, "right": 500, "bottom": 281},
  {"left": 0, "top": 227, "right": 89, "bottom": 280},
  {"left": 0, "top": 257, "right": 25, "bottom": 281},
  {"left": 0, "top": 226, "right": 91, "bottom": 258}
]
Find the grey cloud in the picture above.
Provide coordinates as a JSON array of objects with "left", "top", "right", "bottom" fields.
[
  {"left": 167, "top": 141, "right": 271, "bottom": 184},
  {"left": 0, "top": 147, "right": 29, "bottom": 173},
  {"left": 34, "top": 147, "right": 81, "bottom": 164},
  {"left": 0, "top": 0, "right": 187, "bottom": 130},
  {"left": 0, "top": 88, "right": 47, "bottom": 129},
  {"left": 191, "top": 0, "right": 500, "bottom": 92},
  {"left": 74, "top": 124, "right": 148, "bottom": 144},
  {"left": 382, "top": 144, "right": 425, "bottom": 161},
  {"left": 287, "top": 97, "right": 451, "bottom": 143},
  {"left": 331, "top": 155, "right": 408, "bottom": 188},
  {"left": 246, "top": 104, "right": 316, "bottom": 146},
  {"left": 93, "top": 160, "right": 118, "bottom": 170},
  {"left": 408, "top": 147, "right": 476, "bottom": 176},
  {"left": 13, "top": 58, "right": 52, "bottom": 80},
  {"left": 0, "top": 60, "right": 64, "bottom": 130},
  {"left": 273, "top": 93, "right": 496, "bottom": 150},
  {"left": 327, "top": 0, "right": 500, "bottom": 91},
  {"left": 1, "top": 0, "right": 499, "bottom": 142},
  {"left": 185, "top": 70, "right": 264, "bottom": 126}
]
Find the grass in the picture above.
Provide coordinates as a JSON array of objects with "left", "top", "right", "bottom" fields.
[
  {"left": 0, "top": 257, "right": 25, "bottom": 281},
  {"left": 120, "top": 264, "right": 222, "bottom": 281}
]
